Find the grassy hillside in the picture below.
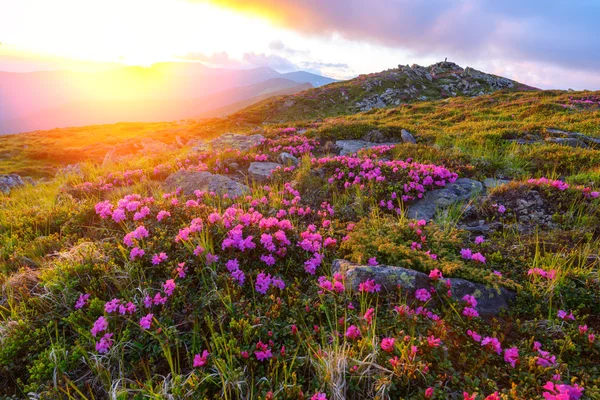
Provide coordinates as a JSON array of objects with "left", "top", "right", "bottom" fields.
[{"left": 1, "top": 74, "right": 600, "bottom": 398}]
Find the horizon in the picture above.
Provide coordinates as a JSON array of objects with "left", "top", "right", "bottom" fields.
[{"left": 1, "top": 0, "right": 600, "bottom": 90}]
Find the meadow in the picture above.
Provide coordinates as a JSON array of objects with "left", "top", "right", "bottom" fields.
[{"left": 1, "top": 89, "right": 600, "bottom": 399}]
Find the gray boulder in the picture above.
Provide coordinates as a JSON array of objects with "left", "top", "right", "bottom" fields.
[
  {"left": 483, "top": 178, "right": 511, "bottom": 189},
  {"left": 407, "top": 178, "right": 483, "bottom": 221},
  {"left": 332, "top": 259, "right": 515, "bottom": 316},
  {"left": 546, "top": 128, "right": 600, "bottom": 146},
  {"left": 336, "top": 140, "right": 400, "bottom": 156},
  {"left": 0, "top": 174, "right": 25, "bottom": 194},
  {"left": 277, "top": 152, "right": 300, "bottom": 166},
  {"left": 164, "top": 170, "right": 249, "bottom": 197},
  {"left": 545, "top": 137, "right": 588, "bottom": 148},
  {"left": 192, "top": 133, "right": 264, "bottom": 153},
  {"left": 248, "top": 162, "right": 282, "bottom": 180},
  {"left": 140, "top": 138, "right": 177, "bottom": 154},
  {"left": 401, "top": 129, "right": 417, "bottom": 144}
]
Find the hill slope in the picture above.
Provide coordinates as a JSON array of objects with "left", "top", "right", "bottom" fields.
[{"left": 1, "top": 63, "right": 600, "bottom": 399}]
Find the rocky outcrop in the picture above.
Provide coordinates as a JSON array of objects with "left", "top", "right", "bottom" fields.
[
  {"left": 277, "top": 152, "right": 300, "bottom": 166},
  {"left": 483, "top": 178, "right": 511, "bottom": 189},
  {"left": 353, "top": 61, "right": 534, "bottom": 112},
  {"left": 191, "top": 133, "right": 264, "bottom": 153},
  {"left": 332, "top": 259, "right": 515, "bottom": 316},
  {"left": 248, "top": 162, "right": 282, "bottom": 180},
  {"left": 545, "top": 128, "right": 600, "bottom": 148},
  {"left": 164, "top": 170, "right": 249, "bottom": 197},
  {"left": 401, "top": 129, "right": 417, "bottom": 144},
  {"left": 407, "top": 178, "right": 483, "bottom": 220},
  {"left": 0, "top": 174, "right": 25, "bottom": 194},
  {"left": 507, "top": 128, "right": 600, "bottom": 149},
  {"left": 336, "top": 140, "right": 400, "bottom": 156},
  {"left": 140, "top": 139, "right": 177, "bottom": 155}
]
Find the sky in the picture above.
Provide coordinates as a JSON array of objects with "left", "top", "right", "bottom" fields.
[{"left": 1, "top": 0, "right": 599, "bottom": 89}]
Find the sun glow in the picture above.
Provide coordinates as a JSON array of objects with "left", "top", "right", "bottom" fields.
[{"left": 0, "top": 0, "right": 278, "bottom": 67}]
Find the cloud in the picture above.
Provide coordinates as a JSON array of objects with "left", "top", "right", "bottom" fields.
[
  {"left": 268, "top": 40, "right": 309, "bottom": 57},
  {"left": 176, "top": 51, "right": 242, "bottom": 66},
  {"left": 203, "top": 0, "right": 600, "bottom": 75},
  {"left": 242, "top": 52, "right": 298, "bottom": 72}
]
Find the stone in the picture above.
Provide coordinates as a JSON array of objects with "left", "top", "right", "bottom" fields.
[
  {"left": 546, "top": 128, "right": 600, "bottom": 145},
  {"left": 545, "top": 137, "right": 588, "bottom": 148},
  {"left": 277, "top": 152, "right": 300, "bottom": 166},
  {"left": 0, "top": 174, "right": 25, "bottom": 194},
  {"left": 336, "top": 140, "right": 400, "bottom": 156},
  {"left": 407, "top": 178, "right": 483, "bottom": 221},
  {"left": 56, "top": 164, "right": 83, "bottom": 178},
  {"left": 363, "top": 129, "right": 392, "bottom": 143},
  {"left": 209, "top": 133, "right": 264, "bottom": 152},
  {"left": 401, "top": 129, "right": 417, "bottom": 144},
  {"left": 483, "top": 178, "right": 511, "bottom": 189},
  {"left": 332, "top": 259, "right": 515, "bottom": 316},
  {"left": 248, "top": 162, "right": 282, "bottom": 180},
  {"left": 164, "top": 170, "right": 249, "bottom": 197},
  {"left": 140, "top": 138, "right": 177, "bottom": 154}
]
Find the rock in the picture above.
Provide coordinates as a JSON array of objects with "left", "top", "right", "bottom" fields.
[
  {"left": 445, "top": 277, "right": 516, "bottom": 316},
  {"left": 164, "top": 170, "right": 249, "bottom": 197},
  {"left": 0, "top": 174, "right": 25, "bottom": 194},
  {"left": 336, "top": 140, "right": 400, "bottom": 156},
  {"left": 140, "top": 138, "right": 177, "bottom": 154},
  {"left": 207, "top": 133, "right": 264, "bottom": 152},
  {"left": 407, "top": 178, "right": 483, "bottom": 221},
  {"left": 175, "top": 136, "right": 186, "bottom": 148},
  {"left": 483, "top": 178, "right": 511, "bottom": 189},
  {"left": 546, "top": 128, "right": 600, "bottom": 146},
  {"left": 332, "top": 259, "right": 515, "bottom": 316},
  {"left": 56, "top": 164, "right": 83, "bottom": 178},
  {"left": 332, "top": 259, "right": 430, "bottom": 293},
  {"left": 277, "top": 152, "right": 300, "bottom": 166},
  {"left": 363, "top": 129, "right": 392, "bottom": 143},
  {"left": 545, "top": 137, "right": 588, "bottom": 148},
  {"left": 401, "top": 129, "right": 417, "bottom": 144},
  {"left": 248, "top": 162, "right": 282, "bottom": 180}
]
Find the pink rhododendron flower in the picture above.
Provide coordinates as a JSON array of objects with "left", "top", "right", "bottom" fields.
[
  {"left": 367, "top": 257, "right": 378, "bottom": 266},
  {"left": 481, "top": 337, "right": 502, "bottom": 355},
  {"left": 358, "top": 279, "right": 381, "bottom": 293},
  {"left": 254, "top": 341, "right": 273, "bottom": 361},
  {"left": 345, "top": 325, "right": 361, "bottom": 340},
  {"left": 156, "top": 210, "right": 171, "bottom": 221},
  {"left": 427, "top": 335, "right": 441, "bottom": 347},
  {"left": 425, "top": 387, "right": 434, "bottom": 399},
  {"left": 415, "top": 288, "right": 431, "bottom": 302},
  {"left": 542, "top": 381, "right": 584, "bottom": 400},
  {"left": 96, "top": 333, "right": 114, "bottom": 354},
  {"left": 429, "top": 269, "right": 443, "bottom": 280},
  {"left": 75, "top": 293, "right": 90, "bottom": 309},
  {"left": 557, "top": 310, "right": 575, "bottom": 320},
  {"left": 462, "top": 307, "right": 479, "bottom": 318},
  {"left": 381, "top": 337, "right": 395, "bottom": 353},
  {"left": 504, "top": 346, "right": 519, "bottom": 368},
  {"left": 91, "top": 316, "right": 108, "bottom": 337},
  {"left": 104, "top": 298, "right": 121, "bottom": 313},
  {"left": 140, "top": 313, "right": 153, "bottom": 330},
  {"left": 462, "top": 294, "right": 478, "bottom": 308},
  {"left": 129, "top": 247, "right": 145, "bottom": 260},
  {"left": 193, "top": 350, "right": 210, "bottom": 367}
]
